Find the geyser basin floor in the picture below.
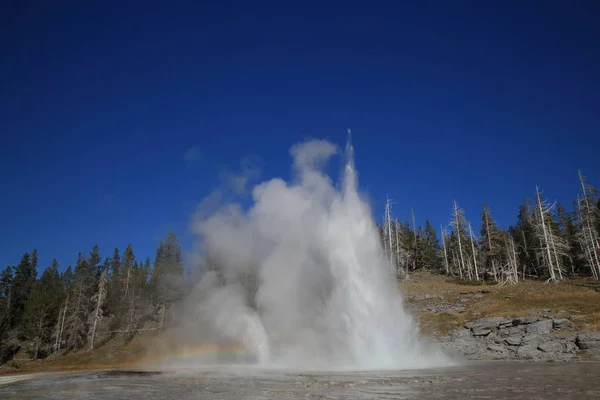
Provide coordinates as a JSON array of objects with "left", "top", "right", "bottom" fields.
[{"left": 3, "top": 362, "right": 600, "bottom": 399}]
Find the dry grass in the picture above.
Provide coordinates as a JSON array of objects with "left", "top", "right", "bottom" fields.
[{"left": 400, "top": 271, "right": 600, "bottom": 336}]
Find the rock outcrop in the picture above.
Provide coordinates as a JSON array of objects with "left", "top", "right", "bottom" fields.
[{"left": 438, "top": 315, "right": 600, "bottom": 362}]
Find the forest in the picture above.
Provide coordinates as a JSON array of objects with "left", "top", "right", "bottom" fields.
[
  {"left": 0, "top": 233, "right": 186, "bottom": 364},
  {"left": 0, "top": 171, "right": 599, "bottom": 365},
  {"left": 380, "top": 171, "right": 600, "bottom": 285}
]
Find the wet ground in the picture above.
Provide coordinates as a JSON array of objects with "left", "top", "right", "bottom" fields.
[{"left": 1, "top": 361, "right": 600, "bottom": 399}]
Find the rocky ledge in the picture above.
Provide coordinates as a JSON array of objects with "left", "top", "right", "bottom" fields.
[{"left": 438, "top": 316, "right": 600, "bottom": 362}]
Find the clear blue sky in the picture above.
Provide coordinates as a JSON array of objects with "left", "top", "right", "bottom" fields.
[{"left": 1, "top": 1, "right": 599, "bottom": 272}]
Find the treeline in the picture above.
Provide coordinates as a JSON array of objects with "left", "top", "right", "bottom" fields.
[
  {"left": 0, "top": 233, "right": 186, "bottom": 363},
  {"left": 380, "top": 171, "right": 600, "bottom": 284}
]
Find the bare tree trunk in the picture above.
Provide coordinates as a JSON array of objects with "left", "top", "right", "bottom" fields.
[
  {"left": 468, "top": 222, "right": 479, "bottom": 281},
  {"left": 579, "top": 172, "right": 600, "bottom": 278},
  {"left": 441, "top": 225, "right": 449, "bottom": 274},
  {"left": 411, "top": 208, "right": 418, "bottom": 273},
  {"left": 454, "top": 200, "right": 467, "bottom": 280},
  {"left": 484, "top": 211, "right": 498, "bottom": 281},
  {"left": 89, "top": 269, "right": 108, "bottom": 351},
  {"left": 384, "top": 197, "right": 395, "bottom": 275},
  {"left": 55, "top": 295, "right": 69, "bottom": 357},
  {"left": 536, "top": 187, "right": 557, "bottom": 282}
]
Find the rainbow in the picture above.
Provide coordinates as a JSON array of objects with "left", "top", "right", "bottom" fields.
[{"left": 137, "top": 343, "right": 258, "bottom": 367}]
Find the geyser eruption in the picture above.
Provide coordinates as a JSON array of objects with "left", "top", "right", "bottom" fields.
[{"left": 188, "top": 133, "right": 449, "bottom": 370}]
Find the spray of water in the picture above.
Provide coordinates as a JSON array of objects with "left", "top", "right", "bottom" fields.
[{"left": 183, "top": 133, "right": 450, "bottom": 370}]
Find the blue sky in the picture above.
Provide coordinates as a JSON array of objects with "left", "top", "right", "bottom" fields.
[{"left": 1, "top": 1, "right": 599, "bottom": 272}]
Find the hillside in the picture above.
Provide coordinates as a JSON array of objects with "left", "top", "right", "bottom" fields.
[{"left": 3, "top": 271, "right": 599, "bottom": 374}]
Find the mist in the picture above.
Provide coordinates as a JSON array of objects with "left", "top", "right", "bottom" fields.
[{"left": 172, "top": 134, "right": 450, "bottom": 370}]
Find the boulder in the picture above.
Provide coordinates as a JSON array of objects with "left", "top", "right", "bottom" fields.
[
  {"left": 451, "top": 328, "right": 472, "bottom": 341},
  {"left": 512, "top": 316, "right": 539, "bottom": 326},
  {"left": 526, "top": 319, "right": 553, "bottom": 335},
  {"left": 576, "top": 332, "right": 600, "bottom": 349},
  {"left": 465, "top": 317, "right": 508, "bottom": 336},
  {"left": 538, "top": 341, "right": 564, "bottom": 353},
  {"left": 552, "top": 318, "right": 575, "bottom": 331},
  {"left": 498, "top": 325, "right": 527, "bottom": 337},
  {"left": 517, "top": 345, "right": 542, "bottom": 359},
  {"left": 505, "top": 335, "right": 523, "bottom": 346}
]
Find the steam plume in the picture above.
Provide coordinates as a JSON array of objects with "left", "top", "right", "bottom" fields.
[{"left": 183, "top": 134, "right": 449, "bottom": 370}]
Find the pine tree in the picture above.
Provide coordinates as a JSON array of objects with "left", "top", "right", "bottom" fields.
[
  {"left": 150, "top": 233, "right": 184, "bottom": 331},
  {"left": 63, "top": 253, "right": 92, "bottom": 349},
  {"left": 509, "top": 200, "right": 538, "bottom": 279},
  {"left": 9, "top": 252, "right": 37, "bottom": 331},
  {"left": 23, "top": 260, "right": 62, "bottom": 359},
  {"left": 422, "top": 220, "right": 442, "bottom": 270},
  {"left": 122, "top": 245, "right": 136, "bottom": 299},
  {"left": 479, "top": 204, "right": 505, "bottom": 282},
  {"left": 0, "top": 266, "right": 14, "bottom": 361},
  {"left": 106, "top": 248, "right": 122, "bottom": 318},
  {"left": 88, "top": 245, "right": 103, "bottom": 279},
  {"left": 556, "top": 203, "right": 579, "bottom": 276}
]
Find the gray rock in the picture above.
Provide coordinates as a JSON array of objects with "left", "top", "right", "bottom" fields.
[
  {"left": 538, "top": 341, "right": 564, "bottom": 353},
  {"left": 465, "top": 317, "right": 508, "bottom": 336},
  {"left": 505, "top": 335, "right": 522, "bottom": 346},
  {"left": 576, "top": 332, "right": 600, "bottom": 349},
  {"left": 552, "top": 318, "right": 575, "bottom": 331},
  {"left": 564, "top": 341, "right": 578, "bottom": 353},
  {"left": 517, "top": 345, "right": 542, "bottom": 359},
  {"left": 526, "top": 319, "right": 553, "bottom": 335},
  {"left": 521, "top": 333, "right": 547, "bottom": 348},
  {"left": 513, "top": 316, "right": 539, "bottom": 326},
  {"left": 487, "top": 344, "right": 507, "bottom": 353},
  {"left": 498, "top": 325, "right": 527, "bottom": 337},
  {"left": 451, "top": 328, "right": 471, "bottom": 341}
]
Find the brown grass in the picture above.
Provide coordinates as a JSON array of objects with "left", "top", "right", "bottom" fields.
[{"left": 400, "top": 271, "right": 600, "bottom": 336}]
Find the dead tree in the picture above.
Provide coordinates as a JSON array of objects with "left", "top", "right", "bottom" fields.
[
  {"left": 89, "top": 268, "right": 108, "bottom": 351},
  {"left": 534, "top": 187, "right": 566, "bottom": 282},
  {"left": 451, "top": 200, "right": 468, "bottom": 280},
  {"left": 440, "top": 225, "right": 450, "bottom": 274},
  {"left": 468, "top": 222, "right": 480, "bottom": 281},
  {"left": 576, "top": 171, "right": 600, "bottom": 278}
]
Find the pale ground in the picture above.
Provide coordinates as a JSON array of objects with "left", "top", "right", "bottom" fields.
[{"left": 2, "top": 362, "right": 600, "bottom": 399}]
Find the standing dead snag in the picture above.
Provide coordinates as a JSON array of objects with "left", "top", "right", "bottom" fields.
[
  {"left": 468, "top": 222, "right": 479, "bottom": 281},
  {"left": 451, "top": 200, "right": 468, "bottom": 279},
  {"left": 53, "top": 295, "right": 68, "bottom": 357},
  {"left": 534, "top": 186, "right": 567, "bottom": 282},
  {"left": 89, "top": 268, "right": 108, "bottom": 351},
  {"left": 577, "top": 171, "right": 600, "bottom": 279},
  {"left": 440, "top": 225, "right": 450, "bottom": 274},
  {"left": 384, "top": 197, "right": 395, "bottom": 274}
]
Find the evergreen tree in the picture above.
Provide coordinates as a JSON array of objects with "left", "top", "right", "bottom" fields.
[
  {"left": 106, "top": 248, "right": 122, "bottom": 318},
  {"left": 63, "top": 253, "right": 92, "bottom": 349},
  {"left": 9, "top": 252, "right": 37, "bottom": 330},
  {"left": 22, "top": 260, "right": 62, "bottom": 358},
  {"left": 479, "top": 204, "right": 505, "bottom": 281},
  {"left": 556, "top": 203, "right": 579, "bottom": 276},
  {"left": 422, "top": 220, "right": 442, "bottom": 269},
  {"left": 150, "top": 233, "right": 184, "bottom": 330},
  {"left": 0, "top": 267, "right": 14, "bottom": 361},
  {"left": 88, "top": 245, "right": 103, "bottom": 279},
  {"left": 509, "top": 200, "right": 537, "bottom": 279}
]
